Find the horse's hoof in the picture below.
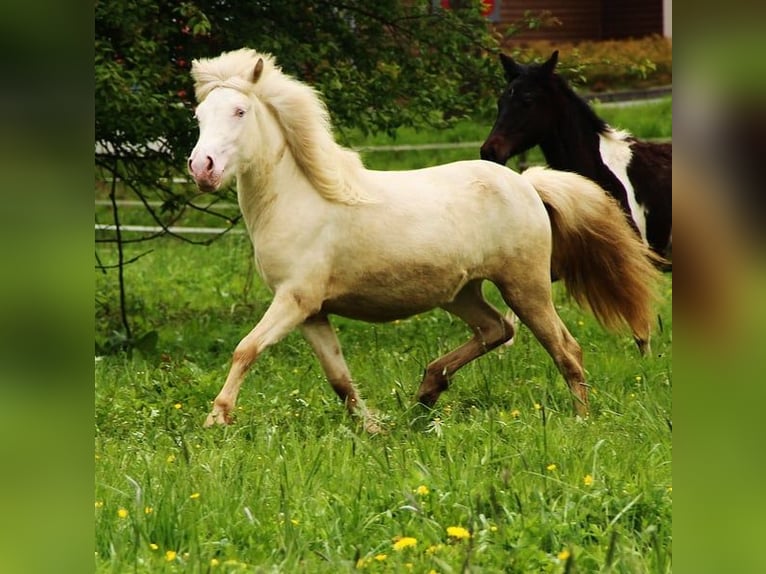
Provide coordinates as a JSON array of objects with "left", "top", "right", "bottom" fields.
[
  {"left": 363, "top": 419, "right": 384, "bottom": 434},
  {"left": 203, "top": 410, "right": 231, "bottom": 427}
]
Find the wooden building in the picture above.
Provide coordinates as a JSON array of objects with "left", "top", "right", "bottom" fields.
[{"left": 439, "top": 0, "right": 671, "bottom": 40}]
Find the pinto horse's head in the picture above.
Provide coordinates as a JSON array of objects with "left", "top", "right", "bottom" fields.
[
  {"left": 480, "top": 51, "right": 560, "bottom": 165},
  {"left": 187, "top": 55, "right": 265, "bottom": 192}
]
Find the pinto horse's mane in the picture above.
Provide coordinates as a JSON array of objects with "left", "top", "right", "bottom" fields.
[
  {"left": 192, "top": 48, "right": 368, "bottom": 204},
  {"left": 550, "top": 74, "right": 632, "bottom": 143}
]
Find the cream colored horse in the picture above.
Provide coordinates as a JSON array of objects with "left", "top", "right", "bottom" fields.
[{"left": 188, "top": 49, "right": 660, "bottom": 430}]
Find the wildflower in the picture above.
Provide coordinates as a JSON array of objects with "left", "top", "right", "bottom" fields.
[
  {"left": 291, "top": 519, "right": 299, "bottom": 525},
  {"left": 210, "top": 558, "right": 220, "bottom": 567},
  {"left": 144, "top": 506, "right": 154, "bottom": 514},
  {"left": 546, "top": 463, "right": 557, "bottom": 472},
  {"left": 428, "top": 570, "right": 438, "bottom": 574},
  {"left": 374, "top": 553, "right": 387, "bottom": 561},
  {"left": 167, "top": 454, "right": 176, "bottom": 463},
  {"left": 634, "top": 375, "right": 642, "bottom": 382},
  {"left": 446, "top": 526, "right": 471, "bottom": 540},
  {"left": 190, "top": 492, "right": 201, "bottom": 499},
  {"left": 393, "top": 537, "right": 417, "bottom": 551},
  {"left": 150, "top": 543, "right": 159, "bottom": 551},
  {"left": 174, "top": 403, "right": 182, "bottom": 410},
  {"left": 510, "top": 409, "right": 520, "bottom": 418},
  {"left": 165, "top": 550, "right": 177, "bottom": 561},
  {"left": 558, "top": 549, "right": 571, "bottom": 561},
  {"left": 490, "top": 525, "right": 498, "bottom": 532},
  {"left": 577, "top": 320, "right": 584, "bottom": 326},
  {"left": 415, "top": 485, "right": 430, "bottom": 496},
  {"left": 117, "top": 508, "right": 128, "bottom": 519},
  {"left": 583, "top": 474, "right": 594, "bottom": 487},
  {"left": 356, "top": 557, "right": 369, "bottom": 568},
  {"left": 534, "top": 403, "right": 542, "bottom": 411},
  {"left": 95, "top": 501, "right": 103, "bottom": 509},
  {"left": 426, "top": 544, "right": 443, "bottom": 555},
  {"left": 405, "top": 563, "right": 413, "bottom": 570}
]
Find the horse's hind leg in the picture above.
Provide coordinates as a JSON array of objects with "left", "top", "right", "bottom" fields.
[
  {"left": 499, "top": 280, "right": 589, "bottom": 416},
  {"left": 416, "top": 281, "right": 514, "bottom": 407},
  {"left": 300, "top": 315, "right": 380, "bottom": 433}
]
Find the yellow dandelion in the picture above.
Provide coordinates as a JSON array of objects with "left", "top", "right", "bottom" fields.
[
  {"left": 490, "top": 525, "right": 498, "bottom": 532},
  {"left": 149, "top": 543, "right": 159, "bottom": 551},
  {"left": 393, "top": 537, "right": 417, "bottom": 551},
  {"left": 667, "top": 485, "right": 673, "bottom": 493},
  {"left": 428, "top": 570, "right": 438, "bottom": 574},
  {"left": 446, "top": 526, "right": 471, "bottom": 540},
  {"left": 634, "top": 375, "right": 642, "bottom": 382},
  {"left": 426, "top": 544, "right": 443, "bottom": 555},
  {"left": 374, "top": 553, "right": 387, "bottom": 561},
  {"left": 210, "top": 558, "right": 220, "bottom": 567},
  {"left": 95, "top": 500, "right": 103, "bottom": 509},
  {"left": 144, "top": 506, "right": 154, "bottom": 514},
  {"left": 583, "top": 474, "right": 594, "bottom": 487},
  {"left": 415, "top": 485, "right": 430, "bottom": 496},
  {"left": 405, "top": 563, "right": 413, "bottom": 570},
  {"left": 534, "top": 403, "right": 542, "bottom": 411},
  {"left": 291, "top": 519, "right": 299, "bottom": 525},
  {"left": 510, "top": 409, "right": 521, "bottom": 418},
  {"left": 546, "top": 463, "right": 557, "bottom": 472},
  {"left": 190, "top": 492, "right": 201, "bottom": 499},
  {"left": 165, "top": 550, "right": 177, "bottom": 561},
  {"left": 174, "top": 403, "right": 182, "bottom": 409},
  {"left": 558, "top": 549, "right": 571, "bottom": 561},
  {"left": 166, "top": 454, "right": 176, "bottom": 463},
  {"left": 356, "top": 557, "right": 368, "bottom": 569},
  {"left": 117, "top": 508, "right": 128, "bottom": 519},
  {"left": 577, "top": 320, "right": 584, "bottom": 326}
]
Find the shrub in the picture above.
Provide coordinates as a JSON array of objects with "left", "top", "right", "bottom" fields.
[{"left": 498, "top": 35, "right": 672, "bottom": 91}]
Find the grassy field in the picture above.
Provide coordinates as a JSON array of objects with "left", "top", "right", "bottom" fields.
[{"left": 95, "top": 101, "right": 672, "bottom": 572}]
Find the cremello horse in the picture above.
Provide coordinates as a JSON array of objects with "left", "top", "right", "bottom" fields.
[{"left": 188, "top": 49, "right": 660, "bottom": 429}]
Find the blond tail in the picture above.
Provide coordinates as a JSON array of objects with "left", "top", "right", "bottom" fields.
[{"left": 521, "top": 166, "right": 663, "bottom": 348}]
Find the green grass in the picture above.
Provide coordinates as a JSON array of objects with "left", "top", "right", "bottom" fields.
[
  {"left": 95, "top": 234, "right": 672, "bottom": 573},
  {"left": 95, "top": 101, "right": 672, "bottom": 572}
]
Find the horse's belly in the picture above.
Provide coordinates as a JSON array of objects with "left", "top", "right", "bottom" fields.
[{"left": 321, "top": 266, "right": 471, "bottom": 322}]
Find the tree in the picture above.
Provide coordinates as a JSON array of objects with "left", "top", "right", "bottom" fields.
[{"left": 95, "top": 0, "right": 501, "bottom": 352}]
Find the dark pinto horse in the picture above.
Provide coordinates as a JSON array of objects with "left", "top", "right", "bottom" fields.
[{"left": 481, "top": 51, "right": 672, "bottom": 266}]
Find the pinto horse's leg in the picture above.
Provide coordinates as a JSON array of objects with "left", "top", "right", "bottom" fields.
[
  {"left": 299, "top": 316, "right": 380, "bottom": 433},
  {"left": 416, "top": 281, "right": 514, "bottom": 407},
  {"left": 205, "top": 290, "right": 312, "bottom": 427},
  {"left": 499, "top": 281, "right": 589, "bottom": 416}
]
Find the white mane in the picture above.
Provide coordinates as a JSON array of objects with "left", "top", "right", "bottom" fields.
[{"left": 191, "top": 48, "right": 369, "bottom": 204}]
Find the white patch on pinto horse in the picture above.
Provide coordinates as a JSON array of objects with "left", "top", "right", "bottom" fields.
[{"left": 598, "top": 128, "right": 647, "bottom": 243}]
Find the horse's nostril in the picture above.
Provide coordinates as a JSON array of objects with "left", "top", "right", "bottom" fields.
[{"left": 205, "top": 156, "right": 214, "bottom": 172}]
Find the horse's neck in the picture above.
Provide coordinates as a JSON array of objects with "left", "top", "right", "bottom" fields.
[
  {"left": 236, "top": 143, "right": 328, "bottom": 237},
  {"left": 538, "top": 117, "right": 606, "bottom": 180},
  {"left": 539, "top": 113, "right": 637, "bottom": 222}
]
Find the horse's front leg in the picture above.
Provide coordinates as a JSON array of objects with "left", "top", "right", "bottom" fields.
[
  {"left": 299, "top": 316, "right": 381, "bottom": 433},
  {"left": 205, "top": 290, "right": 314, "bottom": 427}
]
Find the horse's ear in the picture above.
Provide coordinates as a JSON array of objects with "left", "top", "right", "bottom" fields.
[
  {"left": 540, "top": 50, "right": 559, "bottom": 75},
  {"left": 499, "top": 53, "right": 522, "bottom": 82},
  {"left": 252, "top": 58, "right": 264, "bottom": 84}
]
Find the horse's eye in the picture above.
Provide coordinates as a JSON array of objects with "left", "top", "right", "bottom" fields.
[{"left": 235, "top": 108, "right": 246, "bottom": 118}]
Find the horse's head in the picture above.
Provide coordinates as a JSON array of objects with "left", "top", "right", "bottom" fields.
[
  {"left": 480, "top": 51, "right": 560, "bottom": 165},
  {"left": 188, "top": 58, "right": 265, "bottom": 192}
]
